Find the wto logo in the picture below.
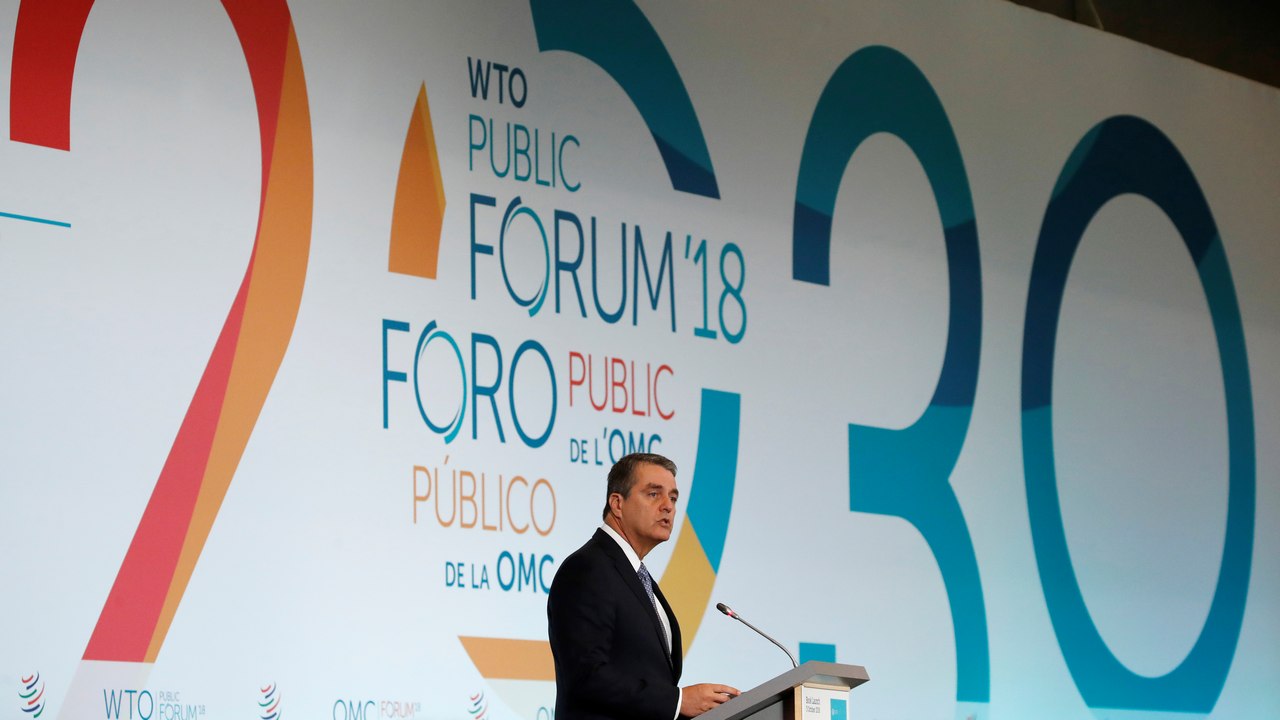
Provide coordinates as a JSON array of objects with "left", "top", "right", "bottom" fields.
[
  {"left": 467, "top": 691, "right": 488, "bottom": 720},
  {"left": 19, "top": 673, "right": 46, "bottom": 718},
  {"left": 259, "top": 683, "right": 281, "bottom": 720}
]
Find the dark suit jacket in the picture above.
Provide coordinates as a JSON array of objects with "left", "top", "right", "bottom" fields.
[{"left": 548, "top": 528, "right": 683, "bottom": 720}]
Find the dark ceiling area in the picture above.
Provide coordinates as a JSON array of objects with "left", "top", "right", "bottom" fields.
[{"left": 1007, "top": 0, "right": 1280, "bottom": 89}]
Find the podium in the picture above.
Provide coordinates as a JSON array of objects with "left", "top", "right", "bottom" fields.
[{"left": 697, "top": 661, "right": 869, "bottom": 720}]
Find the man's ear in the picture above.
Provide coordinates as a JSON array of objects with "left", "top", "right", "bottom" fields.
[{"left": 608, "top": 492, "right": 623, "bottom": 518}]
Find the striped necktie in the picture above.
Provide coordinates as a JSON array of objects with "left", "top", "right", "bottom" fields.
[{"left": 637, "top": 562, "right": 671, "bottom": 655}]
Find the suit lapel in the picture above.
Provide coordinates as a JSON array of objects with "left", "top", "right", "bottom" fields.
[
  {"left": 653, "top": 582, "right": 682, "bottom": 679},
  {"left": 594, "top": 530, "right": 677, "bottom": 672}
]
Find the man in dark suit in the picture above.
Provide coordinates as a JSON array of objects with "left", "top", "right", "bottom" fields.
[{"left": 548, "top": 453, "right": 739, "bottom": 720}]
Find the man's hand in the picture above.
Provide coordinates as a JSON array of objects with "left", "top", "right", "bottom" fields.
[{"left": 680, "top": 683, "right": 740, "bottom": 717}]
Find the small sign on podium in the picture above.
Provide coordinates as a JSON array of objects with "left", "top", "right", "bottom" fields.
[{"left": 794, "top": 683, "right": 850, "bottom": 720}]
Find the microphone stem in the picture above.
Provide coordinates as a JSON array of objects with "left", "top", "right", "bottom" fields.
[{"left": 733, "top": 613, "right": 798, "bottom": 668}]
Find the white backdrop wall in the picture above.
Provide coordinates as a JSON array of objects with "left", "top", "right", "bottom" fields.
[{"left": 2, "top": 1, "right": 1277, "bottom": 720}]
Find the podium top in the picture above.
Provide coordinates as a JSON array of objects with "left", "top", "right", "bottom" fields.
[{"left": 698, "top": 661, "right": 869, "bottom": 720}]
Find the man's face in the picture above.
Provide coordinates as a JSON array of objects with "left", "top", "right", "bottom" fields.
[{"left": 613, "top": 462, "right": 679, "bottom": 556}]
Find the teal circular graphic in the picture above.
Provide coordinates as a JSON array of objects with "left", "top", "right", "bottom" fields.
[
  {"left": 529, "top": 0, "right": 720, "bottom": 198},
  {"left": 507, "top": 339, "right": 556, "bottom": 448},
  {"left": 792, "top": 44, "right": 988, "bottom": 706},
  {"left": 499, "top": 196, "right": 550, "bottom": 317},
  {"left": 414, "top": 321, "right": 468, "bottom": 444},
  {"left": 1021, "top": 115, "right": 1255, "bottom": 713}
]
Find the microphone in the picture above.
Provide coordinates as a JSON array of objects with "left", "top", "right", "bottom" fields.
[{"left": 716, "top": 602, "right": 798, "bottom": 668}]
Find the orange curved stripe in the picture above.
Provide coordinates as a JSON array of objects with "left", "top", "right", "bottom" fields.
[
  {"left": 660, "top": 517, "right": 716, "bottom": 656},
  {"left": 146, "top": 24, "right": 313, "bottom": 662},
  {"left": 459, "top": 637, "right": 556, "bottom": 681},
  {"left": 76, "top": 0, "right": 298, "bottom": 662}
]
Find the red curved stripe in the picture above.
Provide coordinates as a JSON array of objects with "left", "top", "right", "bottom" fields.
[
  {"left": 220, "top": 0, "right": 292, "bottom": 207},
  {"left": 84, "top": 0, "right": 302, "bottom": 661},
  {"left": 7, "top": 0, "right": 305, "bottom": 665},
  {"left": 85, "top": 272, "right": 250, "bottom": 661},
  {"left": 9, "top": 0, "right": 95, "bottom": 149}
]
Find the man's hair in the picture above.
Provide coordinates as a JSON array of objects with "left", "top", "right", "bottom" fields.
[{"left": 602, "top": 452, "right": 677, "bottom": 519}]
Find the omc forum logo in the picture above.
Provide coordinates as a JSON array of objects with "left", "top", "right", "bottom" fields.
[
  {"left": 19, "top": 673, "right": 46, "bottom": 718},
  {"left": 259, "top": 683, "right": 280, "bottom": 720}
]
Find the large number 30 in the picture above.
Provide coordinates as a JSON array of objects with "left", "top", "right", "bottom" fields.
[{"left": 793, "top": 47, "right": 1254, "bottom": 716}]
